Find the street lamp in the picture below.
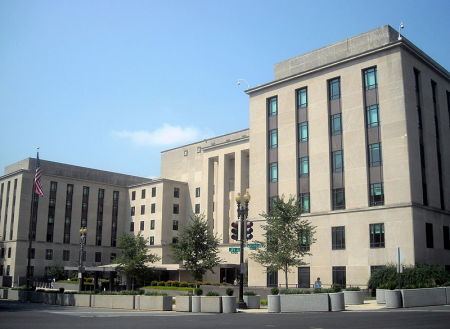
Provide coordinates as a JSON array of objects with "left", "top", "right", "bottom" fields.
[
  {"left": 235, "top": 190, "right": 250, "bottom": 309},
  {"left": 78, "top": 227, "right": 88, "bottom": 292}
]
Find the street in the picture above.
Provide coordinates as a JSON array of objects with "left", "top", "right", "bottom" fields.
[{"left": 1, "top": 300, "right": 450, "bottom": 329}]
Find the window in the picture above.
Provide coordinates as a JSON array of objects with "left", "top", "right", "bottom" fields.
[
  {"left": 140, "top": 205, "right": 145, "bottom": 215},
  {"left": 130, "top": 222, "right": 134, "bottom": 232},
  {"left": 332, "top": 188, "right": 345, "bottom": 210},
  {"left": 299, "top": 122, "right": 308, "bottom": 142},
  {"left": 173, "top": 204, "right": 179, "bottom": 214},
  {"left": 8, "top": 247, "right": 11, "bottom": 258},
  {"left": 183, "top": 150, "right": 188, "bottom": 156},
  {"left": 0, "top": 248, "right": 4, "bottom": 258},
  {"left": 45, "top": 249, "right": 53, "bottom": 260},
  {"left": 268, "top": 196, "right": 278, "bottom": 212},
  {"left": 364, "top": 67, "right": 377, "bottom": 90},
  {"left": 6, "top": 265, "right": 10, "bottom": 276},
  {"left": 299, "top": 157, "right": 309, "bottom": 177},
  {"left": 444, "top": 226, "right": 450, "bottom": 250},
  {"left": 173, "top": 220, "right": 179, "bottom": 231},
  {"left": 0, "top": 265, "right": 3, "bottom": 276},
  {"left": 299, "top": 193, "right": 310, "bottom": 213},
  {"left": 370, "top": 223, "right": 385, "bottom": 248},
  {"left": 329, "top": 78, "right": 341, "bottom": 100},
  {"left": 95, "top": 252, "right": 102, "bottom": 263},
  {"left": 297, "top": 87, "right": 307, "bottom": 108},
  {"left": 110, "top": 253, "right": 116, "bottom": 262},
  {"left": 299, "top": 229, "right": 310, "bottom": 251},
  {"left": 269, "top": 129, "right": 278, "bottom": 148},
  {"left": 29, "top": 248, "right": 35, "bottom": 259},
  {"left": 268, "top": 97, "right": 277, "bottom": 116},
  {"left": 174, "top": 187, "right": 180, "bottom": 198},
  {"left": 426, "top": 223, "right": 434, "bottom": 248},
  {"left": 267, "top": 269, "right": 278, "bottom": 287},
  {"left": 172, "top": 237, "right": 179, "bottom": 244},
  {"left": 197, "top": 146, "right": 202, "bottom": 153},
  {"left": 141, "top": 189, "right": 146, "bottom": 199},
  {"left": 131, "top": 191, "right": 136, "bottom": 200},
  {"left": 150, "top": 220, "right": 155, "bottom": 230},
  {"left": 332, "top": 266, "right": 346, "bottom": 288},
  {"left": 195, "top": 204, "right": 200, "bottom": 214},
  {"left": 367, "top": 104, "right": 380, "bottom": 127},
  {"left": 332, "top": 226, "right": 345, "bottom": 250},
  {"left": 195, "top": 187, "right": 201, "bottom": 198},
  {"left": 331, "top": 113, "right": 342, "bottom": 135},
  {"left": 63, "top": 250, "right": 70, "bottom": 261},
  {"left": 368, "top": 143, "right": 382, "bottom": 167},
  {"left": 151, "top": 203, "right": 156, "bottom": 213},
  {"left": 131, "top": 206, "right": 135, "bottom": 216},
  {"left": 269, "top": 162, "right": 278, "bottom": 182},
  {"left": 151, "top": 187, "right": 156, "bottom": 197},
  {"left": 149, "top": 236, "right": 155, "bottom": 245},
  {"left": 140, "top": 221, "right": 145, "bottom": 231},
  {"left": 332, "top": 150, "right": 343, "bottom": 173},
  {"left": 369, "top": 183, "right": 384, "bottom": 206}
]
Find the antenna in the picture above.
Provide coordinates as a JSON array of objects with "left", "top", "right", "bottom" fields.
[{"left": 398, "top": 22, "right": 404, "bottom": 41}]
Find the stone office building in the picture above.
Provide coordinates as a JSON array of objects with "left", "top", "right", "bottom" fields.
[{"left": 0, "top": 25, "right": 449, "bottom": 288}]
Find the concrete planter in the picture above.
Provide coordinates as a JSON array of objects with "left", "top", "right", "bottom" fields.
[
  {"left": 344, "top": 291, "right": 365, "bottom": 305},
  {"left": 56, "top": 293, "right": 75, "bottom": 306},
  {"left": 244, "top": 295, "right": 261, "bottom": 309},
  {"left": 445, "top": 287, "right": 450, "bottom": 305},
  {"left": 200, "top": 296, "right": 222, "bottom": 313},
  {"left": 192, "top": 296, "right": 201, "bottom": 312},
  {"left": 401, "top": 287, "right": 447, "bottom": 308},
  {"left": 280, "top": 293, "right": 329, "bottom": 312},
  {"left": 43, "top": 292, "right": 57, "bottom": 304},
  {"left": 329, "top": 292, "right": 345, "bottom": 311},
  {"left": 222, "top": 296, "right": 236, "bottom": 313},
  {"left": 92, "top": 294, "right": 135, "bottom": 309},
  {"left": 376, "top": 289, "right": 386, "bottom": 304},
  {"left": 138, "top": 295, "right": 172, "bottom": 311},
  {"left": 268, "top": 295, "right": 280, "bottom": 313},
  {"left": 1, "top": 288, "right": 8, "bottom": 299},
  {"left": 175, "top": 295, "right": 192, "bottom": 312},
  {"left": 74, "top": 294, "right": 91, "bottom": 307},
  {"left": 8, "top": 289, "right": 29, "bottom": 302},
  {"left": 30, "top": 291, "right": 44, "bottom": 303},
  {"left": 385, "top": 290, "right": 402, "bottom": 308}
]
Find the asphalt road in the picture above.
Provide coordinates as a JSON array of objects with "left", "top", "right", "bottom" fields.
[{"left": 1, "top": 300, "right": 450, "bottom": 329}]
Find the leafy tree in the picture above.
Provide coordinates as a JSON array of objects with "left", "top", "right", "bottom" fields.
[
  {"left": 116, "top": 232, "right": 160, "bottom": 290},
  {"left": 251, "top": 196, "right": 315, "bottom": 289},
  {"left": 171, "top": 214, "right": 222, "bottom": 283},
  {"left": 45, "top": 264, "right": 65, "bottom": 280}
]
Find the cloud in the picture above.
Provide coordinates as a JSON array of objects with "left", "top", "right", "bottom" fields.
[{"left": 114, "top": 124, "right": 212, "bottom": 147}]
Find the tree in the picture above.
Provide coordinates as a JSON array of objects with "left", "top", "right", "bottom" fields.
[
  {"left": 171, "top": 214, "right": 222, "bottom": 283},
  {"left": 116, "top": 232, "right": 160, "bottom": 290},
  {"left": 46, "top": 264, "right": 65, "bottom": 280},
  {"left": 251, "top": 196, "right": 316, "bottom": 289}
]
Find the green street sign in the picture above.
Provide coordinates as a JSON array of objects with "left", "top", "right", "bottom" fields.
[
  {"left": 229, "top": 247, "right": 240, "bottom": 254},
  {"left": 246, "top": 243, "right": 261, "bottom": 250}
]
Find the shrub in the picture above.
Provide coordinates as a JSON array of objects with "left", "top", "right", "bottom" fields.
[
  {"left": 194, "top": 288, "right": 203, "bottom": 296},
  {"left": 206, "top": 291, "right": 220, "bottom": 296},
  {"left": 145, "top": 292, "right": 167, "bottom": 296},
  {"left": 345, "top": 286, "right": 361, "bottom": 291},
  {"left": 280, "top": 289, "right": 311, "bottom": 295},
  {"left": 187, "top": 283, "right": 196, "bottom": 288},
  {"left": 225, "top": 288, "right": 234, "bottom": 296},
  {"left": 330, "top": 284, "right": 342, "bottom": 292},
  {"left": 179, "top": 282, "right": 188, "bottom": 287},
  {"left": 270, "top": 287, "right": 279, "bottom": 295},
  {"left": 243, "top": 291, "right": 256, "bottom": 296},
  {"left": 150, "top": 281, "right": 158, "bottom": 286},
  {"left": 157, "top": 282, "right": 166, "bottom": 287},
  {"left": 260, "top": 298, "right": 268, "bottom": 306}
]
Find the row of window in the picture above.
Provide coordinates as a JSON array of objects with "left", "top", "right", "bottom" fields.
[
  {"left": 147, "top": 236, "right": 178, "bottom": 246},
  {"left": 0, "top": 248, "right": 116, "bottom": 264},
  {"left": 131, "top": 186, "right": 202, "bottom": 201},
  {"left": 130, "top": 219, "right": 179, "bottom": 232},
  {"left": 267, "top": 265, "right": 347, "bottom": 288},
  {"left": 130, "top": 203, "right": 200, "bottom": 217}
]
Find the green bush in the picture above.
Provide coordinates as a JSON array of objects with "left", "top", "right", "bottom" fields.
[
  {"left": 260, "top": 298, "right": 268, "bottom": 306},
  {"left": 179, "top": 282, "right": 188, "bottom": 287},
  {"left": 280, "top": 289, "right": 310, "bottom": 295},
  {"left": 225, "top": 288, "right": 234, "bottom": 296},
  {"left": 145, "top": 292, "right": 167, "bottom": 296},
  {"left": 345, "top": 286, "right": 361, "bottom": 291},
  {"left": 206, "top": 291, "right": 220, "bottom": 296},
  {"left": 157, "top": 281, "right": 166, "bottom": 287},
  {"left": 187, "top": 283, "right": 196, "bottom": 288},
  {"left": 194, "top": 288, "right": 203, "bottom": 296},
  {"left": 270, "top": 287, "right": 279, "bottom": 295},
  {"left": 330, "top": 284, "right": 342, "bottom": 292},
  {"left": 150, "top": 281, "right": 158, "bottom": 286},
  {"left": 243, "top": 291, "right": 256, "bottom": 296}
]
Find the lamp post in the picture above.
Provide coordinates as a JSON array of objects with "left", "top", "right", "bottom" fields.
[
  {"left": 235, "top": 191, "right": 250, "bottom": 309},
  {"left": 78, "top": 227, "right": 88, "bottom": 292}
]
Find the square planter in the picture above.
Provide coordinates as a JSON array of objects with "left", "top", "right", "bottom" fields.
[
  {"left": 329, "top": 292, "right": 344, "bottom": 311},
  {"left": 222, "top": 296, "right": 236, "bottom": 313},
  {"left": 376, "top": 289, "right": 386, "bottom": 304},
  {"left": 385, "top": 290, "right": 402, "bottom": 308},
  {"left": 200, "top": 296, "right": 222, "bottom": 313},
  {"left": 343, "top": 291, "right": 365, "bottom": 305},
  {"left": 44, "top": 292, "right": 57, "bottom": 305},
  {"left": 1, "top": 288, "right": 9, "bottom": 299},
  {"left": 401, "top": 287, "right": 447, "bottom": 308},
  {"left": 8, "top": 289, "right": 29, "bottom": 302},
  {"left": 244, "top": 295, "right": 260, "bottom": 309},
  {"left": 192, "top": 296, "right": 201, "bottom": 312},
  {"left": 74, "top": 294, "right": 91, "bottom": 307},
  {"left": 138, "top": 295, "right": 172, "bottom": 311},
  {"left": 31, "top": 291, "right": 44, "bottom": 303},
  {"left": 175, "top": 295, "right": 192, "bottom": 312},
  {"left": 280, "top": 293, "right": 329, "bottom": 312}
]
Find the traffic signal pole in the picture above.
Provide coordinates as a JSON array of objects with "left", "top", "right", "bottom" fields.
[{"left": 235, "top": 191, "right": 250, "bottom": 309}]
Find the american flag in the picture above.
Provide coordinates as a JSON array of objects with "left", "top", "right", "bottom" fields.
[{"left": 34, "top": 152, "right": 44, "bottom": 197}]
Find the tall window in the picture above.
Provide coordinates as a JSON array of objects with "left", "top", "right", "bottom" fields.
[
  {"left": 95, "top": 252, "right": 102, "bottom": 263},
  {"left": 369, "top": 183, "right": 384, "bottom": 206},
  {"left": 297, "top": 87, "right": 307, "bottom": 108},
  {"left": 130, "top": 222, "right": 134, "bottom": 232},
  {"left": 151, "top": 187, "right": 156, "bottom": 197},
  {"left": 80, "top": 186, "right": 89, "bottom": 228},
  {"left": 364, "top": 67, "right": 377, "bottom": 90},
  {"left": 268, "top": 97, "right": 277, "bottom": 116},
  {"left": 96, "top": 188, "right": 104, "bottom": 246},
  {"left": 329, "top": 78, "right": 341, "bottom": 100},
  {"left": 45, "top": 249, "right": 53, "bottom": 260},
  {"left": 298, "top": 122, "right": 308, "bottom": 142},
  {"left": 299, "top": 157, "right": 309, "bottom": 177},
  {"left": 299, "top": 193, "right": 310, "bottom": 213},
  {"left": 332, "top": 226, "right": 345, "bottom": 250},
  {"left": 63, "top": 184, "right": 74, "bottom": 244},
  {"left": 195, "top": 204, "right": 200, "bottom": 214},
  {"left": 332, "top": 188, "right": 345, "bottom": 210},
  {"left": 140, "top": 205, "right": 145, "bottom": 215},
  {"left": 46, "top": 181, "right": 57, "bottom": 242},
  {"left": 149, "top": 236, "right": 155, "bottom": 246},
  {"left": 367, "top": 104, "right": 380, "bottom": 127},
  {"left": 195, "top": 187, "right": 201, "bottom": 198},
  {"left": 151, "top": 203, "right": 156, "bottom": 213},
  {"left": 173, "top": 204, "right": 179, "bottom": 214},
  {"left": 141, "top": 189, "right": 146, "bottom": 199},
  {"left": 426, "top": 223, "right": 434, "bottom": 248},
  {"left": 266, "top": 269, "right": 278, "bottom": 287},
  {"left": 140, "top": 221, "right": 145, "bottom": 231},
  {"left": 131, "top": 206, "right": 135, "bottom": 216},
  {"left": 443, "top": 226, "right": 450, "bottom": 250},
  {"left": 269, "top": 162, "right": 278, "bottom": 182},
  {"left": 332, "top": 150, "right": 343, "bottom": 173},
  {"left": 331, "top": 113, "right": 342, "bottom": 135},
  {"left": 111, "top": 191, "right": 119, "bottom": 247},
  {"left": 299, "top": 229, "right": 310, "bottom": 251},
  {"left": 173, "top": 220, "right": 179, "bottom": 231},
  {"left": 131, "top": 191, "right": 136, "bottom": 200},
  {"left": 269, "top": 129, "right": 278, "bottom": 148},
  {"left": 332, "top": 266, "right": 346, "bottom": 288},
  {"left": 174, "top": 187, "right": 180, "bottom": 198},
  {"left": 150, "top": 220, "right": 155, "bottom": 230},
  {"left": 368, "top": 143, "right": 382, "bottom": 166},
  {"left": 370, "top": 223, "right": 385, "bottom": 248},
  {"left": 63, "top": 250, "right": 70, "bottom": 262}
]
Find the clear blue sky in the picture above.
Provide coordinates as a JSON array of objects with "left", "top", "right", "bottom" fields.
[{"left": 1, "top": 0, "right": 449, "bottom": 178}]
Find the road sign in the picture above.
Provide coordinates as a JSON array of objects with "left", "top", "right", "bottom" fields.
[
  {"left": 229, "top": 247, "right": 240, "bottom": 254},
  {"left": 246, "top": 243, "right": 261, "bottom": 250}
]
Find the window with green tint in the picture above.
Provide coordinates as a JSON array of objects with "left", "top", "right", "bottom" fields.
[
  {"left": 332, "top": 188, "right": 345, "bottom": 210},
  {"left": 369, "top": 143, "right": 382, "bottom": 167},
  {"left": 269, "top": 129, "right": 278, "bottom": 148},
  {"left": 364, "top": 67, "right": 377, "bottom": 90},
  {"left": 332, "top": 150, "right": 343, "bottom": 172},
  {"left": 299, "top": 122, "right": 308, "bottom": 142},
  {"left": 331, "top": 113, "right": 342, "bottom": 135},
  {"left": 297, "top": 88, "right": 307, "bottom": 108},
  {"left": 268, "top": 97, "right": 277, "bottom": 116},
  {"left": 299, "top": 192, "right": 310, "bottom": 213},
  {"left": 329, "top": 78, "right": 340, "bottom": 100},
  {"left": 269, "top": 162, "right": 278, "bottom": 182},
  {"left": 299, "top": 157, "right": 309, "bottom": 177},
  {"left": 369, "top": 183, "right": 384, "bottom": 206},
  {"left": 367, "top": 104, "right": 380, "bottom": 127},
  {"left": 370, "top": 223, "right": 384, "bottom": 248}
]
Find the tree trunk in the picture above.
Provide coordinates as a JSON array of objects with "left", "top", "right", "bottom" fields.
[{"left": 284, "top": 266, "right": 289, "bottom": 289}]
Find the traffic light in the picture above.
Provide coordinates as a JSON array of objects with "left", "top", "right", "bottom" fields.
[
  {"left": 246, "top": 220, "right": 254, "bottom": 240},
  {"left": 231, "top": 221, "right": 239, "bottom": 240}
]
